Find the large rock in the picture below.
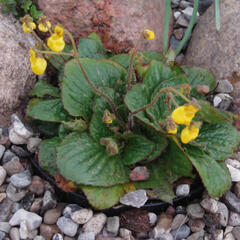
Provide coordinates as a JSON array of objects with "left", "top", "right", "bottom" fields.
[
  {"left": 37, "top": 0, "right": 173, "bottom": 53},
  {"left": 184, "top": 0, "right": 240, "bottom": 79},
  {"left": 0, "top": 14, "right": 36, "bottom": 126}
]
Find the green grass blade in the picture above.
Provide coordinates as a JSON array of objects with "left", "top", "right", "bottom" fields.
[
  {"left": 163, "top": 0, "right": 171, "bottom": 54},
  {"left": 175, "top": 0, "right": 199, "bottom": 56},
  {"left": 215, "top": 0, "right": 221, "bottom": 31}
]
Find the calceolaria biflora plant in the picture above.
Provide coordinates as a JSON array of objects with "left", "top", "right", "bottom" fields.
[{"left": 23, "top": 15, "right": 239, "bottom": 210}]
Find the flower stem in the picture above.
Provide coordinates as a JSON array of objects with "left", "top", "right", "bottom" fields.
[
  {"left": 36, "top": 50, "right": 73, "bottom": 57},
  {"left": 127, "top": 32, "right": 144, "bottom": 90},
  {"left": 128, "top": 82, "right": 191, "bottom": 120},
  {"left": 64, "top": 29, "right": 125, "bottom": 128}
]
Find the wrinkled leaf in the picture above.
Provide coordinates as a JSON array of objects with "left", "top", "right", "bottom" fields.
[
  {"left": 39, "top": 137, "right": 61, "bottom": 176},
  {"left": 194, "top": 122, "right": 240, "bottom": 160},
  {"left": 29, "top": 80, "right": 60, "bottom": 98},
  {"left": 62, "top": 119, "right": 87, "bottom": 132},
  {"left": 27, "top": 98, "right": 71, "bottom": 122},
  {"left": 57, "top": 132, "right": 129, "bottom": 186},
  {"left": 185, "top": 146, "right": 231, "bottom": 197},
  {"left": 122, "top": 135, "right": 155, "bottom": 165},
  {"left": 62, "top": 59, "right": 127, "bottom": 121}
]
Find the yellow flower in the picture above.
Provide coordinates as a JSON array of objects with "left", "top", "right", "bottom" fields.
[
  {"left": 181, "top": 125, "right": 200, "bottom": 144},
  {"left": 22, "top": 22, "right": 36, "bottom": 34},
  {"left": 103, "top": 110, "right": 115, "bottom": 124},
  {"left": 29, "top": 49, "right": 47, "bottom": 75},
  {"left": 38, "top": 20, "right": 51, "bottom": 32},
  {"left": 143, "top": 29, "right": 155, "bottom": 40},
  {"left": 47, "top": 25, "right": 65, "bottom": 52},
  {"left": 171, "top": 105, "right": 199, "bottom": 126}
]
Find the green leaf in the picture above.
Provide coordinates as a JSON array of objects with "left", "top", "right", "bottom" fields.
[
  {"left": 141, "top": 51, "right": 164, "bottom": 63},
  {"left": 185, "top": 146, "right": 231, "bottom": 197},
  {"left": 147, "top": 186, "right": 175, "bottom": 204},
  {"left": 146, "top": 76, "right": 188, "bottom": 124},
  {"left": 109, "top": 54, "right": 130, "bottom": 69},
  {"left": 27, "top": 99, "right": 71, "bottom": 122},
  {"left": 21, "top": 0, "right": 32, "bottom": 12},
  {"left": 81, "top": 184, "right": 125, "bottom": 210},
  {"left": 122, "top": 135, "right": 155, "bottom": 165},
  {"left": 194, "top": 123, "right": 240, "bottom": 160},
  {"left": 195, "top": 101, "right": 230, "bottom": 123},
  {"left": 78, "top": 37, "right": 106, "bottom": 59},
  {"left": 39, "top": 137, "right": 61, "bottom": 176},
  {"left": 90, "top": 114, "right": 113, "bottom": 142},
  {"left": 135, "top": 140, "right": 193, "bottom": 191},
  {"left": 143, "top": 60, "right": 183, "bottom": 94},
  {"left": 62, "top": 59, "right": 127, "bottom": 121},
  {"left": 182, "top": 66, "right": 216, "bottom": 91},
  {"left": 88, "top": 32, "right": 103, "bottom": 44},
  {"left": 30, "top": 4, "right": 42, "bottom": 19},
  {"left": 124, "top": 84, "right": 156, "bottom": 128},
  {"left": 57, "top": 132, "right": 129, "bottom": 186},
  {"left": 58, "top": 124, "right": 71, "bottom": 139},
  {"left": 141, "top": 128, "right": 168, "bottom": 161},
  {"left": 29, "top": 80, "right": 60, "bottom": 98}
]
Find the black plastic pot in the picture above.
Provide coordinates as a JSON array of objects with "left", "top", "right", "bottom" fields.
[{"left": 29, "top": 157, "right": 204, "bottom": 216}]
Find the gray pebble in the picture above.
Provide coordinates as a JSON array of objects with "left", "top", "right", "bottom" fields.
[
  {"left": 176, "top": 184, "right": 190, "bottom": 197},
  {"left": 0, "top": 198, "right": 14, "bottom": 221},
  {"left": 63, "top": 204, "right": 82, "bottom": 218},
  {"left": 11, "top": 114, "right": 33, "bottom": 139},
  {"left": 6, "top": 183, "right": 26, "bottom": 202},
  {"left": 171, "top": 214, "right": 188, "bottom": 230},
  {"left": 10, "top": 145, "right": 30, "bottom": 158},
  {"left": 120, "top": 190, "right": 148, "bottom": 208},
  {"left": 171, "top": 224, "right": 191, "bottom": 240},
  {"left": 176, "top": 15, "right": 189, "bottom": 27},
  {"left": 19, "top": 220, "right": 28, "bottom": 239},
  {"left": 182, "top": 7, "right": 199, "bottom": 21},
  {"left": 0, "top": 145, "right": 5, "bottom": 160},
  {"left": 10, "top": 171, "right": 32, "bottom": 188},
  {"left": 27, "top": 137, "right": 41, "bottom": 153},
  {"left": 148, "top": 212, "right": 157, "bottom": 226},
  {"left": 9, "top": 209, "right": 42, "bottom": 231},
  {"left": 57, "top": 217, "right": 78, "bottom": 237},
  {"left": 216, "top": 201, "right": 229, "bottom": 227},
  {"left": 0, "top": 231, "right": 6, "bottom": 240},
  {"left": 223, "top": 191, "right": 240, "bottom": 213},
  {"left": 0, "top": 167, "right": 6, "bottom": 187},
  {"left": 2, "top": 150, "right": 19, "bottom": 164},
  {"left": 71, "top": 208, "right": 93, "bottom": 224},
  {"left": 228, "top": 211, "right": 240, "bottom": 227},
  {"left": 216, "top": 79, "right": 234, "bottom": 93},
  {"left": 0, "top": 222, "right": 11, "bottom": 233},
  {"left": 186, "top": 203, "right": 205, "bottom": 219},
  {"left": 33, "top": 236, "right": 45, "bottom": 240},
  {"left": 200, "top": 198, "right": 218, "bottom": 213},
  {"left": 179, "top": 0, "right": 192, "bottom": 8},
  {"left": 232, "top": 226, "right": 240, "bottom": 240},
  {"left": 107, "top": 216, "right": 119, "bottom": 235},
  {"left": 78, "top": 232, "right": 95, "bottom": 240},
  {"left": 41, "top": 190, "right": 57, "bottom": 214},
  {"left": 186, "top": 230, "right": 204, "bottom": 240},
  {"left": 9, "top": 227, "right": 20, "bottom": 240},
  {"left": 9, "top": 128, "right": 28, "bottom": 145},
  {"left": 213, "top": 93, "right": 232, "bottom": 110}
]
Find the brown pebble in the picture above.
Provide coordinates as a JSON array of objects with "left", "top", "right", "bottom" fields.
[
  {"left": 30, "top": 198, "right": 43, "bottom": 213},
  {"left": 129, "top": 166, "right": 150, "bottom": 182},
  {"left": 29, "top": 176, "right": 45, "bottom": 195},
  {"left": 173, "top": 28, "right": 184, "bottom": 40},
  {"left": 0, "top": 193, "right": 6, "bottom": 203},
  {"left": 44, "top": 203, "right": 65, "bottom": 225},
  {"left": 165, "top": 206, "right": 175, "bottom": 216},
  {"left": 3, "top": 160, "right": 25, "bottom": 176},
  {"left": 40, "top": 224, "right": 60, "bottom": 240}
]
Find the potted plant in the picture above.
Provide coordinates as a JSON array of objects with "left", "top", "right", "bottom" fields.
[{"left": 21, "top": 3, "right": 239, "bottom": 210}]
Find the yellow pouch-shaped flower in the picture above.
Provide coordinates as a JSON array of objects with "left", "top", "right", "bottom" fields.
[
  {"left": 47, "top": 25, "right": 65, "bottom": 52},
  {"left": 168, "top": 124, "right": 178, "bottom": 134},
  {"left": 181, "top": 125, "right": 200, "bottom": 144},
  {"left": 143, "top": 29, "right": 155, "bottom": 40},
  {"left": 171, "top": 105, "right": 199, "bottom": 126},
  {"left": 29, "top": 49, "right": 47, "bottom": 75},
  {"left": 22, "top": 22, "right": 36, "bottom": 34},
  {"left": 38, "top": 20, "right": 51, "bottom": 32}
]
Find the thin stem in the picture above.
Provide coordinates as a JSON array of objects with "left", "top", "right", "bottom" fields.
[
  {"left": 36, "top": 50, "right": 73, "bottom": 57},
  {"left": 168, "top": 92, "right": 179, "bottom": 108},
  {"left": 175, "top": 0, "right": 199, "bottom": 55},
  {"left": 163, "top": 0, "right": 171, "bottom": 54},
  {"left": 64, "top": 29, "right": 125, "bottom": 128},
  {"left": 215, "top": 0, "right": 221, "bottom": 31},
  {"left": 32, "top": 31, "right": 67, "bottom": 63},
  {"left": 127, "top": 32, "right": 144, "bottom": 90},
  {"left": 128, "top": 84, "right": 191, "bottom": 120}
]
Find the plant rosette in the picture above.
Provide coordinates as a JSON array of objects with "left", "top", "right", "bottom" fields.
[{"left": 24, "top": 19, "right": 239, "bottom": 210}]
